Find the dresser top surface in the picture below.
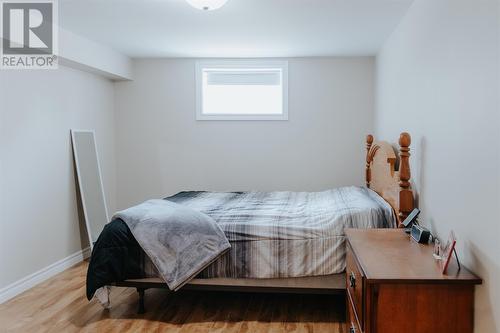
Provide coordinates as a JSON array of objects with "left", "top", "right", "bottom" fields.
[{"left": 345, "top": 229, "right": 481, "bottom": 284}]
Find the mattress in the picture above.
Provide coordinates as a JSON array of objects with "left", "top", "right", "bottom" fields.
[{"left": 160, "top": 186, "right": 396, "bottom": 279}]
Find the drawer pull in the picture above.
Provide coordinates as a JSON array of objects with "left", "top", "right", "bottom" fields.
[
  {"left": 350, "top": 323, "right": 357, "bottom": 333},
  {"left": 349, "top": 272, "right": 356, "bottom": 289}
]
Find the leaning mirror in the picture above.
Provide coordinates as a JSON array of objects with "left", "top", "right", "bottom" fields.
[{"left": 71, "top": 130, "right": 109, "bottom": 249}]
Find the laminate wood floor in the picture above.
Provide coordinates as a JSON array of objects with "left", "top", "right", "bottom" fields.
[{"left": 0, "top": 262, "right": 346, "bottom": 332}]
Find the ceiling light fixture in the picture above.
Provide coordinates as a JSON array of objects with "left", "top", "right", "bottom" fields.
[{"left": 185, "top": 0, "right": 229, "bottom": 11}]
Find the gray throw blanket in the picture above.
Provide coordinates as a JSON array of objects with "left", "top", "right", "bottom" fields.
[{"left": 113, "top": 199, "right": 231, "bottom": 291}]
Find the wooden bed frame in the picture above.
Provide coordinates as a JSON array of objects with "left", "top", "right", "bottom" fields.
[
  {"left": 112, "top": 132, "right": 414, "bottom": 313},
  {"left": 365, "top": 132, "right": 414, "bottom": 223}
]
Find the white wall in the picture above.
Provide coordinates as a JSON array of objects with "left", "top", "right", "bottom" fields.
[
  {"left": 114, "top": 57, "right": 374, "bottom": 209},
  {"left": 376, "top": 0, "right": 500, "bottom": 331},
  {"left": 0, "top": 66, "right": 116, "bottom": 289}
]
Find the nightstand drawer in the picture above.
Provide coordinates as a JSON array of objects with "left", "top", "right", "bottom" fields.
[
  {"left": 346, "top": 243, "right": 364, "bottom": 328},
  {"left": 347, "top": 291, "right": 362, "bottom": 333}
]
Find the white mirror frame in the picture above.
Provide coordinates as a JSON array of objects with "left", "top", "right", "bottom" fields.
[{"left": 71, "top": 129, "right": 109, "bottom": 250}]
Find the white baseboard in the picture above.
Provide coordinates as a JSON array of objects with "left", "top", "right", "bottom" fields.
[{"left": 0, "top": 247, "right": 91, "bottom": 304}]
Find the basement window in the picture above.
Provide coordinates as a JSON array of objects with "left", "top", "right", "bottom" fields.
[{"left": 196, "top": 60, "right": 288, "bottom": 120}]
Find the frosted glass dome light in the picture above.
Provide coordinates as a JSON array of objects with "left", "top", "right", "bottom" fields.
[{"left": 185, "top": 0, "right": 229, "bottom": 11}]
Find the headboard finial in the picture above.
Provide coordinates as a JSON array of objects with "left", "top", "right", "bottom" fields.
[
  {"left": 365, "top": 134, "right": 374, "bottom": 187},
  {"left": 366, "top": 134, "right": 374, "bottom": 145},
  {"left": 399, "top": 132, "right": 411, "bottom": 148}
]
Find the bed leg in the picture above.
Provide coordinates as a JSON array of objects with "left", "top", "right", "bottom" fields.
[{"left": 137, "top": 288, "right": 146, "bottom": 314}]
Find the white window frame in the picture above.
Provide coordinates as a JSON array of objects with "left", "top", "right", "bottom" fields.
[{"left": 195, "top": 60, "right": 289, "bottom": 121}]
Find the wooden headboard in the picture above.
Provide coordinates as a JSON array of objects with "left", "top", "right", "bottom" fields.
[{"left": 365, "top": 132, "right": 414, "bottom": 226}]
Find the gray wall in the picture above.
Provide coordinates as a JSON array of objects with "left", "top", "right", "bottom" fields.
[
  {"left": 114, "top": 57, "right": 375, "bottom": 209},
  {"left": 375, "top": 0, "right": 500, "bottom": 331},
  {"left": 0, "top": 66, "right": 116, "bottom": 288}
]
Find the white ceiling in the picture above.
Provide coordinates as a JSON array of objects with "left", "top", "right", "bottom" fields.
[{"left": 59, "top": 0, "right": 413, "bottom": 58}]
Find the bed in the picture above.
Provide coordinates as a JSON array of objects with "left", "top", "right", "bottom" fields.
[{"left": 86, "top": 132, "right": 414, "bottom": 313}]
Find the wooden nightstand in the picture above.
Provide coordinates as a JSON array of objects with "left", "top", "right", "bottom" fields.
[{"left": 345, "top": 229, "right": 482, "bottom": 333}]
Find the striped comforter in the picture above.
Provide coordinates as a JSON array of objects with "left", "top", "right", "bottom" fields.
[{"left": 158, "top": 186, "right": 396, "bottom": 279}]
